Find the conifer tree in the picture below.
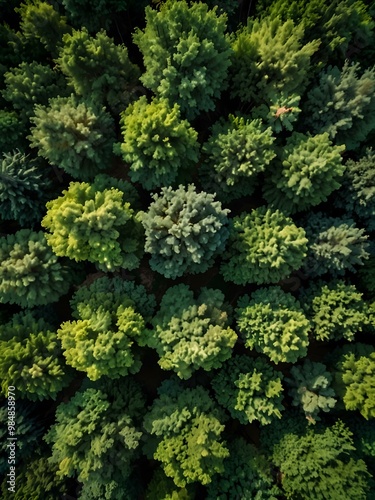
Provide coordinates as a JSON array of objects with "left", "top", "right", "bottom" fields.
[
  {"left": 252, "top": 91, "right": 302, "bottom": 133},
  {"left": 0, "top": 109, "right": 27, "bottom": 153}
]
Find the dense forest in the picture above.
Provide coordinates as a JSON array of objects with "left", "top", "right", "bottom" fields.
[{"left": 0, "top": 0, "right": 375, "bottom": 498}]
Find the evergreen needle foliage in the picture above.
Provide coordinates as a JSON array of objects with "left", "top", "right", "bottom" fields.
[
  {"left": 236, "top": 287, "right": 310, "bottom": 364},
  {"left": 142, "top": 184, "right": 230, "bottom": 279},
  {"left": 133, "top": 0, "right": 232, "bottom": 120},
  {"left": 119, "top": 96, "right": 199, "bottom": 190},
  {"left": 221, "top": 207, "right": 308, "bottom": 285},
  {"left": 252, "top": 91, "right": 302, "bottom": 133}
]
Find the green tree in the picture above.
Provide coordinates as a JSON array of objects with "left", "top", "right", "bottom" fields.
[
  {"left": 141, "top": 284, "right": 236, "bottom": 379},
  {"left": 28, "top": 95, "right": 115, "bottom": 181},
  {"left": 119, "top": 97, "right": 199, "bottom": 190},
  {"left": 142, "top": 184, "right": 230, "bottom": 279},
  {"left": 263, "top": 132, "right": 345, "bottom": 214},
  {"left": 0, "top": 109, "right": 27, "bottom": 153},
  {"left": 42, "top": 176, "right": 144, "bottom": 271},
  {"left": 252, "top": 91, "right": 302, "bottom": 133},
  {"left": 145, "top": 468, "right": 195, "bottom": 500},
  {"left": 221, "top": 207, "right": 308, "bottom": 285},
  {"left": 133, "top": 0, "right": 232, "bottom": 120},
  {"left": 236, "top": 287, "right": 311, "bottom": 364}
]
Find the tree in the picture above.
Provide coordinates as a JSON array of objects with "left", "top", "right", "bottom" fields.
[
  {"left": 44, "top": 377, "right": 145, "bottom": 500},
  {"left": 141, "top": 284, "right": 236, "bottom": 379},
  {"left": 199, "top": 115, "right": 276, "bottom": 202},
  {"left": 42, "top": 176, "right": 144, "bottom": 271},
  {"left": 28, "top": 95, "right": 115, "bottom": 181},
  {"left": 301, "top": 213, "right": 370, "bottom": 277},
  {"left": 262, "top": 132, "right": 345, "bottom": 214},
  {"left": 285, "top": 359, "right": 336, "bottom": 423},
  {"left": 142, "top": 184, "right": 230, "bottom": 279},
  {"left": 119, "top": 97, "right": 199, "bottom": 190},
  {"left": 133, "top": 0, "right": 232, "bottom": 120},
  {"left": 56, "top": 28, "right": 140, "bottom": 114},
  {"left": 143, "top": 378, "right": 229, "bottom": 488},
  {"left": 145, "top": 468, "right": 195, "bottom": 500},
  {"left": 0, "top": 109, "right": 27, "bottom": 153},
  {"left": 236, "top": 287, "right": 311, "bottom": 364},
  {"left": 58, "top": 276, "right": 155, "bottom": 380},
  {"left": 230, "top": 16, "right": 319, "bottom": 105},
  {"left": 302, "top": 62, "right": 375, "bottom": 151},
  {"left": 0, "top": 150, "right": 52, "bottom": 226},
  {"left": 212, "top": 354, "right": 284, "bottom": 425},
  {"left": 0, "top": 229, "right": 75, "bottom": 307},
  {"left": 252, "top": 91, "right": 302, "bottom": 133},
  {"left": 221, "top": 207, "right": 308, "bottom": 285}
]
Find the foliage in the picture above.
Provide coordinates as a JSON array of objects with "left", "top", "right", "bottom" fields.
[
  {"left": 133, "top": 0, "right": 232, "bottom": 120},
  {"left": 302, "top": 62, "right": 375, "bottom": 151},
  {"left": 57, "top": 28, "right": 140, "bottom": 114},
  {"left": 142, "top": 184, "right": 230, "bottom": 279},
  {"left": 0, "top": 311, "right": 72, "bottom": 400},
  {"left": 44, "top": 377, "right": 145, "bottom": 499},
  {"left": 141, "top": 284, "right": 236, "bottom": 379},
  {"left": 300, "top": 280, "right": 370, "bottom": 342},
  {"left": 0, "top": 109, "right": 27, "bottom": 153},
  {"left": 271, "top": 420, "right": 370, "bottom": 499},
  {"left": 42, "top": 177, "right": 144, "bottom": 271},
  {"left": 333, "top": 343, "right": 375, "bottom": 419},
  {"left": 302, "top": 213, "right": 370, "bottom": 277},
  {"left": 212, "top": 354, "right": 284, "bottom": 425},
  {"left": 221, "top": 207, "right": 308, "bottom": 285},
  {"left": 145, "top": 468, "right": 194, "bottom": 500},
  {"left": 230, "top": 16, "right": 319, "bottom": 104},
  {"left": 119, "top": 97, "right": 199, "bottom": 190},
  {"left": 58, "top": 277, "right": 154, "bottom": 380},
  {"left": 28, "top": 95, "right": 115, "bottom": 180},
  {"left": 359, "top": 255, "right": 375, "bottom": 298},
  {"left": 0, "top": 150, "right": 51, "bottom": 226},
  {"left": 143, "top": 378, "right": 229, "bottom": 488},
  {"left": 263, "top": 132, "right": 345, "bottom": 214},
  {"left": 0, "top": 229, "right": 74, "bottom": 307},
  {"left": 206, "top": 438, "right": 280, "bottom": 499},
  {"left": 236, "top": 287, "right": 310, "bottom": 364},
  {"left": 252, "top": 91, "right": 302, "bottom": 133},
  {"left": 199, "top": 115, "right": 276, "bottom": 201},
  {"left": 285, "top": 359, "right": 336, "bottom": 423}
]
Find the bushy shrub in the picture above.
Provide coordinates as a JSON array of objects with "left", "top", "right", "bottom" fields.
[
  {"left": 236, "top": 287, "right": 310, "bottom": 364},
  {"left": 199, "top": 115, "right": 276, "bottom": 201},
  {"left": 133, "top": 0, "right": 232, "bottom": 120},
  {"left": 142, "top": 184, "right": 230, "bottom": 279},
  {"left": 0, "top": 229, "right": 74, "bottom": 307},
  {"left": 212, "top": 354, "right": 284, "bottom": 425},
  {"left": 263, "top": 132, "right": 345, "bottom": 214},
  {"left": 28, "top": 95, "right": 115, "bottom": 180},
  {"left": 119, "top": 97, "right": 199, "bottom": 190},
  {"left": 221, "top": 207, "right": 308, "bottom": 285},
  {"left": 42, "top": 177, "right": 144, "bottom": 271},
  {"left": 141, "top": 284, "right": 236, "bottom": 379}
]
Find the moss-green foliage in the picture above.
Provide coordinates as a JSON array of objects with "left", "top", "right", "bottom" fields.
[
  {"left": 0, "top": 229, "right": 74, "bottom": 307},
  {"left": 302, "top": 213, "right": 370, "bottom": 277},
  {"left": 212, "top": 355, "right": 284, "bottom": 425},
  {"left": 199, "top": 115, "right": 276, "bottom": 202},
  {"left": 252, "top": 91, "right": 302, "bottom": 133},
  {"left": 58, "top": 276, "right": 154, "bottom": 380},
  {"left": 143, "top": 378, "right": 229, "bottom": 488},
  {"left": 300, "top": 280, "right": 370, "bottom": 342},
  {"left": 302, "top": 62, "right": 375, "bottom": 151},
  {"left": 236, "top": 287, "right": 310, "bottom": 364},
  {"left": 57, "top": 28, "right": 140, "bottom": 114},
  {"left": 44, "top": 377, "right": 145, "bottom": 499},
  {"left": 221, "top": 207, "right": 308, "bottom": 285},
  {"left": 346, "top": 415, "right": 375, "bottom": 473},
  {"left": 0, "top": 150, "right": 51, "bottom": 226},
  {"left": 141, "top": 284, "right": 236, "bottom": 379},
  {"left": 119, "top": 97, "right": 199, "bottom": 190},
  {"left": 263, "top": 132, "right": 345, "bottom": 214},
  {"left": 28, "top": 95, "right": 115, "bottom": 180},
  {"left": 206, "top": 438, "right": 280, "bottom": 499},
  {"left": 42, "top": 177, "right": 144, "bottom": 271},
  {"left": 145, "top": 468, "right": 194, "bottom": 500},
  {"left": 0, "top": 311, "right": 72, "bottom": 400},
  {"left": 230, "top": 16, "right": 319, "bottom": 105},
  {"left": 142, "top": 184, "right": 230, "bottom": 279},
  {"left": 271, "top": 420, "right": 371, "bottom": 499},
  {"left": 133, "top": 0, "right": 232, "bottom": 120},
  {"left": 333, "top": 343, "right": 375, "bottom": 419},
  {"left": 285, "top": 359, "right": 336, "bottom": 423},
  {"left": 0, "top": 109, "right": 27, "bottom": 153}
]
